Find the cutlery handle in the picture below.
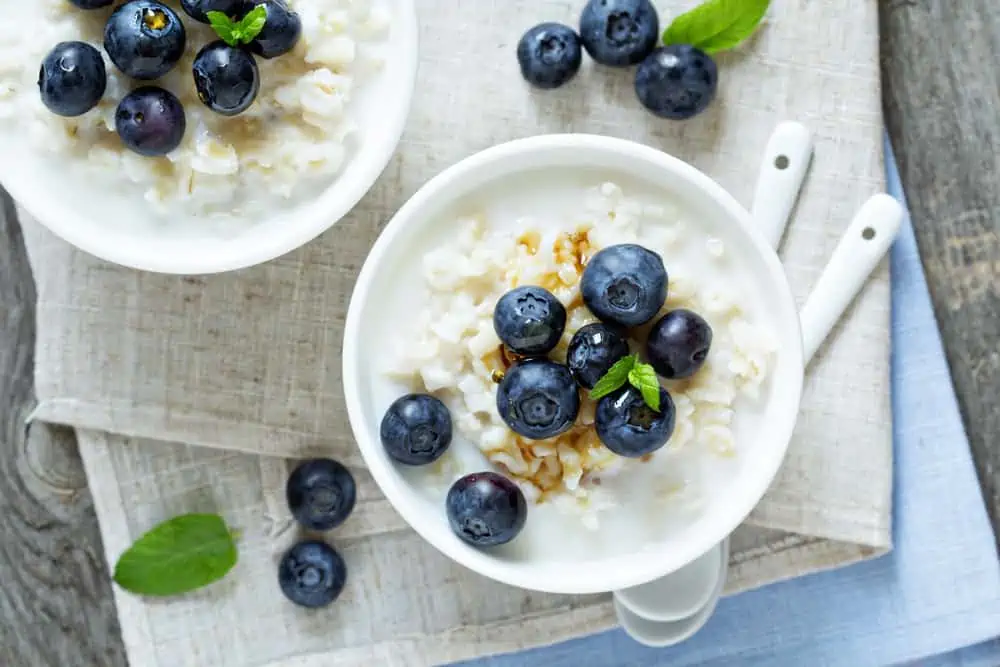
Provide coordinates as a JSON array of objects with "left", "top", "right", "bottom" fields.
[
  {"left": 799, "top": 193, "right": 904, "bottom": 364},
  {"left": 750, "top": 121, "right": 813, "bottom": 249}
]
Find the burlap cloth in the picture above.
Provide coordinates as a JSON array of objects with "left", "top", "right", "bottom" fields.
[{"left": 18, "top": 1, "right": 891, "bottom": 664}]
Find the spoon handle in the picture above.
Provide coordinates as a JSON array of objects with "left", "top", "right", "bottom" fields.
[
  {"left": 750, "top": 121, "right": 813, "bottom": 249},
  {"left": 799, "top": 193, "right": 904, "bottom": 363}
]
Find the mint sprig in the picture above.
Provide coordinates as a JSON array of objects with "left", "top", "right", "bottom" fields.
[
  {"left": 113, "top": 513, "right": 239, "bottom": 596},
  {"left": 588, "top": 354, "right": 663, "bottom": 411},
  {"left": 207, "top": 6, "right": 268, "bottom": 47},
  {"left": 589, "top": 354, "right": 637, "bottom": 401},
  {"left": 627, "top": 362, "right": 662, "bottom": 411},
  {"left": 662, "top": 0, "right": 770, "bottom": 54}
]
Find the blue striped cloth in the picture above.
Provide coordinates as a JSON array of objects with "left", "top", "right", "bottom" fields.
[{"left": 452, "top": 136, "right": 1000, "bottom": 667}]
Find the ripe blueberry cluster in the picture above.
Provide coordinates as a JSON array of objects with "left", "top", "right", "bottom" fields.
[{"left": 38, "top": 0, "right": 302, "bottom": 156}]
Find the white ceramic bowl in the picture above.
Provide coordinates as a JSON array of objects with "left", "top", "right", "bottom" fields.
[
  {"left": 343, "top": 134, "right": 805, "bottom": 595},
  {"left": 0, "top": 0, "right": 418, "bottom": 275}
]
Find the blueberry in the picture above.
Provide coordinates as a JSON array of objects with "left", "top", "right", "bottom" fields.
[
  {"left": 37, "top": 42, "right": 106, "bottom": 117},
  {"left": 192, "top": 41, "right": 260, "bottom": 116},
  {"left": 380, "top": 394, "right": 453, "bottom": 465},
  {"left": 286, "top": 458, "right": 357, "bottom": 531},
  {"left": 493, "top": 286, "right": 567, "bottom": 356},
  {"left": 115, "top": 86, "right": 186, "bottom": 156},
  {"left": 240, "top": 0, "right": 302, "bottom": 59},
  {"left": 446, "top": 472, "right": 527, "bottom": 547},
  {"left": 579, "top": 0, "right": 659, "bottom": 67},
  {"left": 104, "top": 0, "right": 186, "bottom": 80},
  {"left": 635, "top": 45, "right": 718, "bottom": 120},
  {"left": 595, "top": 386, "right": 675, "bottom": 457},
  {"left": 69, "top": 0, "right": 114, "bottom": 9},
  {"left": 646, "top": 309, "right": 713, "bottom": 379},
  {"left": 566, "top": 323, "right": 631, "bottom": 389},
  {"left": 180, "top": 0, "right": 243, "bottom": 23},
  {"left": 516, "top": 22, "right": 582, "bottom": 90},
  {"left": 581, "top": 244, "right": 667, "bottom": 327},
  {"left": 278, "top": 540, "right": 347, "bottom": 608},
  {"left": 496, "top": 358, "right": 579, "bottom": 440}
]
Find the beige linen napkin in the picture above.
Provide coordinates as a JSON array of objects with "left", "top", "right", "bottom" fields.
[
  {"left": 19, "top": 0, "right": 890, "bottom": 664},
  {"left": 76, "top": 430, "right": 882, "bottom": 667}
]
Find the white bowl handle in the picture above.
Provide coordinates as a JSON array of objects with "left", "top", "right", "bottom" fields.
[
  {"left": 750, "top": 121, "right": 813, "bottom": 248},
  {"left": 799, "top": 193, "right": 904, "bottom": 363}
]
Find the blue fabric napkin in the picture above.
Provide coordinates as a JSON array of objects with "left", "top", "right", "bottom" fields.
[{"left": 452, "top": 136, "right": 1000, "bottom": 667}]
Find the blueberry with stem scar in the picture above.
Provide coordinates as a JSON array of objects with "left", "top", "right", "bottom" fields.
[
  {"left": 104, "top": 0, "right": 186, "bottom": 80},
  {"left": 38, "top": 42, "right": 106, "bottom": 117}
]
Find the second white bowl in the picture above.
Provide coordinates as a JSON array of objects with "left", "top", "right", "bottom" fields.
[{"left": 0, "top": 0, "right": 418, "bottom": 274}]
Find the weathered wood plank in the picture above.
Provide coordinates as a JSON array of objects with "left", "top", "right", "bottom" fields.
[
  {"left": 0, "top": 188, "right": 127, "bottom": 666},
  {"left": 880, "top": 0, "right": 1000, "bottom": 541}
]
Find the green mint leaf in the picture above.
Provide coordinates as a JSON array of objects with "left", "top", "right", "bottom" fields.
[
  {"left": 589, "top": 354, "right": 637, "bottom": 401},
  {"left": 207, "top": 11, "right": 239, "bottom": 47},
  {"left": 236, "top": 5, "right": 268, "bottom": 44},
  {"left": 206, "top": 10, "right": 231, "bottom": 26},
  {"left": 662, "top": 0, "right": 770, "bottom": 54},
  {"left": 113, "top": 513, "right": 238, "bottom": 597},
  {"left": 628, "top": 362, "right": 662, "bottom": 411}
]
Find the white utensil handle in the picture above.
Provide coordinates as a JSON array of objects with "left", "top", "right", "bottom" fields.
[
  {"left": 751, "top": 121, "right": 813, "bottom": 248},
  {"left": 800, "top": 193, "right": 904, "bottom": 363},
  {"left": 613, "top": 540, "right": 723, "bottom": 622}
]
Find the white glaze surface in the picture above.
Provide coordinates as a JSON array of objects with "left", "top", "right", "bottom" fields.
[{"left": 382, "top": 177, "right": 777, "bottom": 550}]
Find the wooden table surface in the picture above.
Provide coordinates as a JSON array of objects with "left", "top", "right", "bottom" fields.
[{"left": 1, "top": 1, "right": 998, "bottom": 664}]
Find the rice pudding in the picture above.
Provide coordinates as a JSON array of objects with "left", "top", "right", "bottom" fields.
[
  {"left": 0, "top": 0, "right": 391, "bottom": 219},
  {"left": 384, "top": 179, "right": 776, "bottom": 537}
]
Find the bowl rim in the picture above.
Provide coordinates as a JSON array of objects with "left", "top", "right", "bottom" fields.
[
  {"left": 0, "top": 0, "right": 420, "bottom": 275},
  {"left": 342, "top": 133, "right": 805, "bottom": 594}
]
